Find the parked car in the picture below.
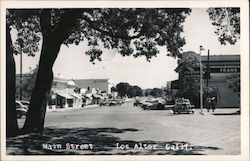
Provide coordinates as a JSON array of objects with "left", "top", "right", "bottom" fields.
[
  {"left": 173, "top": 98, "right": 194, "bottom": 114},
  {"left": 99, "top": 99, "right": 110, "bottom": 106},
  {"left": 141, "top": 102, "right": 154, "bottom": 110},
  {"left": 109, "top": 100, "right": 118, "bottom": 106},
  {"left": 100, "top": 99, "right": 122, "bottom": 106},
  {"left": 134, "top": 99, "right": 144, "bottom": 107},
  {"left": 115, "top": 99, "right": 124, "bottom": 105},
  {"left": 16, "top": 101, "right": 29, "bottom": 119},
  {"left": 155, "top": 99, "right": 166, "bottom": 110},
  {"left": 140, "top": 98, "right": 168, "bottom": 110}
]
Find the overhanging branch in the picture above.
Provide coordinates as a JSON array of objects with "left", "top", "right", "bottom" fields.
[{"left": 81, "top": 15, "right": 143, "bottom": 40}]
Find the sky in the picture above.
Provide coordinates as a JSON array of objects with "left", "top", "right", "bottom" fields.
[{"left": 13, "top": 8, "right": 240, "bottom": 89}]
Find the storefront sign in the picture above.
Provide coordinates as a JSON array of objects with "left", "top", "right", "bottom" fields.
[
  {"left": 184, "top": 67, "right": 240, "bottom": 75},
  {"left": 94, "top": 80, "right": 108, "bottom": 83},
  {"left": 184, "top": 71, "right": 203, "bottom": 75},
  {"left": 211, "top": 67, "right": 240, "bottom": 73},
  {"left": 219, "top": 68, "right": 239, "bottom": 73}
]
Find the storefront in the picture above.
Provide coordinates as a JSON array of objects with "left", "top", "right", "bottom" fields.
[{"left": 174, "top": 51, "right": 240, "bottom": 108}]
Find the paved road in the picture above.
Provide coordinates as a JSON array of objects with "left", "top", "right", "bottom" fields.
[{"left": 14, "top": 101, "right": 240, "bottom": 155}]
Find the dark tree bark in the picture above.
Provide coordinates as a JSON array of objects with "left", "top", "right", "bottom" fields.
[
  {"left": 6, "top": 24, "right": 19, "bottom": 137},
  {"left": 22, "top": 35, "right": 61, "bottom": 133},
  {"left": 22, "top": 9, "right": 82, "bottom": 133}
]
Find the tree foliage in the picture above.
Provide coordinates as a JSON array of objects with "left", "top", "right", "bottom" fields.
[
  {"left": 175, "top": 53, "right": 219, "bottom": 107},
  {"left": 7, "top": 10, "right": 41, "bottom": 56},
  {"left": 177, "top": 76, "right": 199, "bottom": 103},
  {"left": 150, "top": 88, "right": 164, "bottom": 97},
  {"left": 16, "top": 66, "right": 38, "bottom": 101},
  {"left": 207, "top": 8, "right": 240, "bottom": 45},
  {"left": 8, "top": 8, "right": 191, "bottom": 62},
  {"left": 227, "top": 74, "right": 240, "bottom": 93},
  {"left": 116, "top": 82, "right": 143, "bottom": 98},
  {"left": 111, "top": 86, "right": 117, "bottom": 92},
  {"left": 7, "top": 8, "right": 191, "bottom": 134},
  {"left": 133, "top": 86, "right": 143, "bottom": 97}
]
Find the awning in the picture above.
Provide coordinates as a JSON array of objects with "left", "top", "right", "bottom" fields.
[
  {"left": 71, "top": 93, "right": 82, "bottom": 99},
  {"left": 92, "top": 94, "right": 103, "bottom": 99},
  {"left": 68, "top": 80, "right": 76, "bottom": 86},
  {"left": 82, "top": 94, "right": 93, "bottom": 99},
  {"left": 57, "top": 93, "right": 74, "bottom": 99}
]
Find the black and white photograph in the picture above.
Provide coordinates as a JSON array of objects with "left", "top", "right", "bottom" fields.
[{"left": 1, "top": 0, "right": 249, "bottom": 161}]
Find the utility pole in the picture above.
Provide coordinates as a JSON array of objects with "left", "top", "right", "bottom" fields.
[
  {"left": 199, "top": 46, "right": 205, "bottom": 115},
  {"left": 20, "top": 49, "right": 23, "bottom": 101},
  {"left": 206, "top": 49, "right": 210, "bottom": 87}
]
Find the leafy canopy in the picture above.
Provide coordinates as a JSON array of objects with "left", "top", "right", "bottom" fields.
[
  {"left": 7, "top": 10, "right": 41, "bottom": 56},
  {"left": 116, "top": 82, "right": 143, "bottom": 97},
  {"left": 7, "top": 8, "right": 191, "bottom": 62},
  {"left": 207, "top": 8, "right": 240, "bottom": 45}
]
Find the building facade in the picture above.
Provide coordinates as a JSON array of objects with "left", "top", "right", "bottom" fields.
[
  {"left": 48, "top": 77, "right": 82, "bottom": 109},
  {"left": 48, "top": 77, "right": 111, "bottom": 110},
  {"left": 74, "top": 79, "right": 111, "bottom": 94},
  {"left": 173, "top": 51, "right": 240, "bottom": 108}
]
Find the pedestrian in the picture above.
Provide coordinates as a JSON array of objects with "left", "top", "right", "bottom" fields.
[
  {"left": 211, "top": 97, "right": 216, "bottom": 112},
  {"left": 207, "top": 98, "right": 212, "bottom": 112}
]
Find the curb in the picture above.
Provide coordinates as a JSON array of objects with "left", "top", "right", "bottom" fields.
[{"left": 47, "top": 104, "right": 100, "bottom": 112}]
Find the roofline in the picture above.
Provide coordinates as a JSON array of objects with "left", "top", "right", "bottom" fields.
[{"left": 74, "top": 78, "right": 109, "bottom": 81}]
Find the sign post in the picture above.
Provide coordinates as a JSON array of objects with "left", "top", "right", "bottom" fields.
[{"left": 199, "top": 46, "right": 205, "bottom": 115}]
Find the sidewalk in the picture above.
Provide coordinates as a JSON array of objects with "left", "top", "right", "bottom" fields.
[
  {"left": 193, "top": 107, "right": 240, "bottom": 115},
  {"left": 47, "top": 104, "right": 100, "bottom": 112}
]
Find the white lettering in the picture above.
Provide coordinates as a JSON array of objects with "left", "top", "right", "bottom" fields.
[
  {"left": 65, "top": 143, "right": 93, "bottom": 150},
  {"left": 42, "top": 143, "right": 62, "bottom": 149},
  {"left": 165, "top": 143, "right": 192, "bottom": 151},
  {"left": 116, "top": 143, "right": 130, "bottom": 150}
]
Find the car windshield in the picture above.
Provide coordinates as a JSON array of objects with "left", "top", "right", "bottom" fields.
[{"left": 176, "top": 99, "right": 190, "bottom": 104}]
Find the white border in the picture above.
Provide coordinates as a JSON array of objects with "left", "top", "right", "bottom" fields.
[{"left": 1, "top": 1, "right": 249, "bottom": 161}]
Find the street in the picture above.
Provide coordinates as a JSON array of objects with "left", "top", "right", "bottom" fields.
[{"left": 9, "top": 101, "right": 240, "bottom": 155}]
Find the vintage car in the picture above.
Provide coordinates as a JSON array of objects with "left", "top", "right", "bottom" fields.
[
  {"left": 141, "top": 99, "right": 166, "bottom": 110},
  {"left": 133, "top": 99, "right": 142, "bottom": 106},
  {"left": 173, "top": 98, "right": 194, "bottom": 114},
  {"left": 16, "top": 101, "right": 29, "bottom": 119},
  {"left": 156, "top": 99, "right": 167, "bottom": 110},
  {"left": 141, "top": 102, "right": 154, "bottom": 110},
  {"left": 99, "top": 100, "right": 109, "bottom": 106},
  {"left": 115, "top": 99, "right": 124, "bottom": 105},
  {"left": 100, "top": 99, "right": 123, "bottom": 106},
  {"left": 109, "top": 99, "right": 119, "bottom": 106}
]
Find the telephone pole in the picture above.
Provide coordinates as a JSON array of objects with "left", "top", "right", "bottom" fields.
[
  {"left": 206, "top": 49, "right": 210, "bottom": 87},
  {"left": 20, "top": 50, "right": 23, "bottom": 100},
  {"left": 199, "top": 46, "right": 205, "bottom": 115}
]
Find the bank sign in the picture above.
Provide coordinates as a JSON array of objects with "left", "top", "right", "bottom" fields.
[
  {"left": 184, "top": 67, "right": 240, "bottom": 75},
  {"left": 210, "top": 67, "right": 240, "bottom": 73}
]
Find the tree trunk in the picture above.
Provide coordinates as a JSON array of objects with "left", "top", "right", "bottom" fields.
[
  {"left": 22, "top": 34, "right": 61, "bottom": 133},
  {"left": 22, "top": 9, "right": 82, "bottom": 134},
  {"left": 6, "top": 25, "right": 19, "bottom": 137}
]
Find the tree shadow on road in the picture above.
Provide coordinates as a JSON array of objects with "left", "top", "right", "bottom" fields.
[
  {"left": 6, "top": 127, "right": 221, "bottom": 155},
  {"left": 212, "top": 111, "right": 240, "bottom": 115}
]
